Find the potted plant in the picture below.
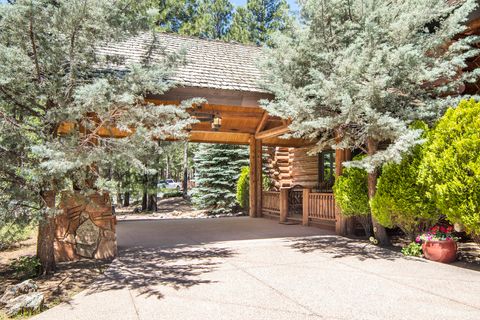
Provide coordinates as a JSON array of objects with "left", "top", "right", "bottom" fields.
[{"left": 416, "top": 225, "right": 458, "bottom": 263}]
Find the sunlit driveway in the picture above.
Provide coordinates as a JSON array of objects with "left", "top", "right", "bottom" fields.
[{"left": 34, "top": 217, "right": 480, "bottom": 320}]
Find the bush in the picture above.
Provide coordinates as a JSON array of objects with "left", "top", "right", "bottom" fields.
[
  {"left": 333, "top": 160, "right": 371, "bottom": 236},
  {"left": 158, "top": 188, "right": 182, "bottom": 199},
  {"left": 371, "top": 121, "right": 438, "bottom": 240},
  {"left": 11, "top": 256, "right": 41, "bottom": 279},
  {"left": 236, "top": 166, "right": 275, "bottom": 211},
  {"left": 419, "top": 99, "right": 480, "bottom": 237},
  {"left": 401, "top": 242, "right": 422, "bottom": 257},
  {"left": 236, "top": 167, "right": 250, "bottom": 209}
]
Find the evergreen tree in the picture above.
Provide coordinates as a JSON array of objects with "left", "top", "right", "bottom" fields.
[
  {"left": 262, "top": 0, "right": 480, "bottom": 244},
  {"left": 192, "top": 144, "right": 249, "bottom": 214},
  {"left": 228, "top": 0, "right": 292, "bottom": 44},
  {"left": 0, "top": 0, "right": 196, "bottom": 273},
  {"left": 181, "top": 0, "right": 233, "bottom": 39}
]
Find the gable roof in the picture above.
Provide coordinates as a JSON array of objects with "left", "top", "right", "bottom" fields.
[{"left": 97, "top": 32, "right": 268, "bottom": 94}]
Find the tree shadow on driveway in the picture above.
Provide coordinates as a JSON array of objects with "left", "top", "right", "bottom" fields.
[
  {"left": 288, "top": 235, "right": 420, "bottom": 262},
  {"left": 88, "top": 245, "right": 236, "bottom": 299}
]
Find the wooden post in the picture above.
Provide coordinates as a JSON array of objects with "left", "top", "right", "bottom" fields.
[
  {"left": 255, "top": 139, "right": 263, "bottom": 217},
  {"left": 249, "top": 136, "right": 263, "bottom": 218},
  {"left": 302, "top": 188, "right": 310, "bottom": 226},
  {"left": 335, "top": 147, "right": 347, "bottom": 235},
  {"left": 279, "top": 188, "right": 288, "bottom": 223},
  {"left": 249, "top": 137, "right": 257, "bottom": 217}
]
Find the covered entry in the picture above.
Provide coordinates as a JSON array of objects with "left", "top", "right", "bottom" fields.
[{"left": 58, "top": 32, "right": 349, "bottom": 235}]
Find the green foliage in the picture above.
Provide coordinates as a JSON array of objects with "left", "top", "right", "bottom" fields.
[
  {"left": 419, "top": 99, "right": 480, "bottom": 237},
  {"left": 0, "top": 222, "right": 35, "bottom": 251},
  {"left": 262, "top": 0, "right": 480, "bottom": 172},
  {"left": 11, "top": 256, "right": 41, "bottom": 279},
  {"left": 227, "top": 0, "right": 292, "bottom": 45},
  {"left": 192, "top": 144, "right": 249, "bottom": 214},
  {"left": 0, "top": 0, "right": 195, "bottom": 229},
  {"left": 371, "top": 122, "right": 438, "bottom": 239},
  {"left": 401, "top": 242, "right": 422, "bottom": 257},
  {"left": 333, "top": 165, "right": 369, "bottom": 217},
  {"left": 236, "top": 166, "right": 250, "bottom": 209},
  {"left": 333, "top": 159, "right": 372, "bottom": 236},
  {"left": 158, "top": 188, "right": 182, "bottom": 199}
]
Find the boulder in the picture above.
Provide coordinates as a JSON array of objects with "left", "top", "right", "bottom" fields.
[
  {"left": 0, "top": 279, "right": 38, "bottom": 306},
  {"left": 5, "top": 292, "right": 44, "bottom": 317}
]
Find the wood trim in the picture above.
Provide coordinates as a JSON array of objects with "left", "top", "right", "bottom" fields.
[
  {"left": 255, "top": 125, "right": 289, "bottom": 140},
  {"left": 255, "top": 112, "right": 270, "bottom": 134}
]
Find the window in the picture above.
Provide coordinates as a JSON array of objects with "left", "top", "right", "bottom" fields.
[{"left": 317, "top": 151, "right": 335, "bottom": 191}]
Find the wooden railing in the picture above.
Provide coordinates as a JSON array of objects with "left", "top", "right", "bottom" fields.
[
  {"left": 262, "top": 191, "right": 280, "bottom": 215},
  {"left": 305, "top": 191, "right": 336, "bottom": 222}
]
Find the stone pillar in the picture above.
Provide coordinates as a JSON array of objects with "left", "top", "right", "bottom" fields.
[{"left": 54, "top": 191, "right": 117, "bottom": 262}]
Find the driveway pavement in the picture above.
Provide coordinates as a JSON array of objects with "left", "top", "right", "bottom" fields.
[{"left": 34, "top": 217, "right": 480, "bottom": 320}]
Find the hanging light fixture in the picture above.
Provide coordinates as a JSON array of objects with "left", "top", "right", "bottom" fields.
[{"left": 211, "top": 114, "right": 222, "bottom": 131}]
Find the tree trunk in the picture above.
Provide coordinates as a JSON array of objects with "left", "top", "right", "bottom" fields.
[
  {"left": 123, "top": 192, "right": 130, "bottom": 207},
  {"left": 37, "top": 191, "right": 56, "bottom": 275},
  {"left": 141, "top": 173, "right": 148, "bottom": 211},
  {"left": 182, "top": 142, "right": 189, "bottom": 198},
  {"left": 165, "top": 154, "right": 170, "bottom": 179},
  {"left": 116, "top": 192, "right": 123, "bottom": 207},
  {"left": 367, "top": 138, "right": 390, "bottom": 246},
  {"left": 147, "top": 173, "right": 158, "bottom": 212}
]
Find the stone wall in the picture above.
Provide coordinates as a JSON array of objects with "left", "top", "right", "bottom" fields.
[{"left": 54, "top": 192, "right": 117, "bottom": 262}]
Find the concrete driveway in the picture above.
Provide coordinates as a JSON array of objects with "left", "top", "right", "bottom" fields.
[{"left": 35, "top": 217, "right": 480, "bottom": 320}]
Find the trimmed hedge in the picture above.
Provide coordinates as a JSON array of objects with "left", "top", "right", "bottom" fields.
[
  {"left": 419, "top": 99, "right": 480, "bottom": 237},
  {"left": 371, "top": 122, "right": 437, "bottom": 239}
]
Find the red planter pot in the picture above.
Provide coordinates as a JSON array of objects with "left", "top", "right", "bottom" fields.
[{"left": 422, "top": 240, "right": 457, "bottom": 263}]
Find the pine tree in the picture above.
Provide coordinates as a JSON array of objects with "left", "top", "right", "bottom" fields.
[
  {"left": 192, "top": 144, "right": 249, "bottom": 214},
  {"left": 180, "top": 0, "right": 233, "bottom": 39},
  {"left": 228, "top": 0, "right": 292, "bottom": 44},
  {"left": 262, "top": 0, "right": 480, "bottom": 244},
  {"left": 0, "top": 0, "right": 196, "bottom": 273}
]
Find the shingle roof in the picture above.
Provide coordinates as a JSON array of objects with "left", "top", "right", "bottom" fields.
[{"left": 97, "top": 32, "right": 268, "bottom": 93}]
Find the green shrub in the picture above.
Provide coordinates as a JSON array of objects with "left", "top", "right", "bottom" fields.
[
  {"left": 11, "top": 256, "right": 41, "bottom": 279},
  {"left": 371, "top": 121, "right": 438, "bottom": 240},
  {"left": 419, "top": 99, "right": 480, "bottom": 237},
  {"left": 333, "top": 160, "right": 371, "bottom": 236},
  {"left": 158, "top": 188, "right": 182, "bottom": 199},
  {"left": 236, "top": 166, "right": 275, "bottom": 211},
  {"left": 236, "top": 167, "right": 250, "bottom": 209},
  {"left": 401, "top": 242, "right": 422, "bottom": 257}
]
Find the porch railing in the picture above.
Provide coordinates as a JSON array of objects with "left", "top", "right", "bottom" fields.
[
  {"left": 305, "top": 191, "right": 336, "bottom": 221},
  {"left": 262, "top": 191, "right": 280, "bottom": 216}
]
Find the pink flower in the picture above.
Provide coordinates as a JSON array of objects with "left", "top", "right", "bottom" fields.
[{"left": 415, "top": 236, "right": 421, "bottom": 243}]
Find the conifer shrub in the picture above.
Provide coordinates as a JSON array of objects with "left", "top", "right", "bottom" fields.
[
  {"left": 192, "top": 144, "right": 249, "bottom": 215},
  {"left": 371, "top": 122, "right": 438, "bottom": 240},
  {"left": 419, "top": 99, "right": 480, "bottom": 238},
  {"left": 333, "top": 159, "right": 372, "bottom": 236}
]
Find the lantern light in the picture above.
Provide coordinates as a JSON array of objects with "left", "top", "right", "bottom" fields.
[{"left": 211, "top": 115, "right": 222, "bottom": 131}]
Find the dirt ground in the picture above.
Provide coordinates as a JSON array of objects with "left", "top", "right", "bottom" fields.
[
  {"left": 0, "top": 233, "right": 110, "bottom": 319},
  {"left": 115, "top": 197, "right": 244, "bottom": 221}
]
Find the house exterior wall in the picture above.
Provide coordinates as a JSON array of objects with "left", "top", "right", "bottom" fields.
[{"left": 267, "top": 147, "right": 318, "bottom": 190}]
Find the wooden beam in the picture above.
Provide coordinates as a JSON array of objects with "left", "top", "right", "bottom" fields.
[
  {"left": 255, "top": 125, "right": 289, "bottom": 140},
  {"left": 255, "top": 112, "right": 270, "bottom": 134}
]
